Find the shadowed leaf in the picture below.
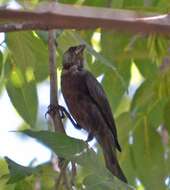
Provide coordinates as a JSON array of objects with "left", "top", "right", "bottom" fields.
[
  {"left": 5, "top": 157, "right": 34, "bottom": 184},
  {"left": 22, "top": 130, "right": 87, "bottom": 159}
]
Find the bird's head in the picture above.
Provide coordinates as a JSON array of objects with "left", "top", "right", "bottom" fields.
[{"left": 63, "top": 44, "right": 85, "bottom": 70}]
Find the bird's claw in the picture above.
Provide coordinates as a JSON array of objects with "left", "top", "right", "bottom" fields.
[
  {"left": 58, "top": 105, "right": 66, "bottom": 118},
  {"left": 45, "top": 104, "right": 54, "bottom": 118},
  {"left": 45, "top": 104, "right": 66, "bottom": 119},
  {"left": 45, "top": 104, "right": 82, "bottom": 131}
]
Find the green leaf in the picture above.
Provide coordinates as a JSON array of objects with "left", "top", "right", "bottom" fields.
[
  {"left": 36, "top": 163, "right": 58, "bottom": 190},
  {"left": 6, "top": 31, "right": 48, "bottom": 82},
  {"left": 101, "top": 31, "right": 129, "bottom": 59},
  {"left": 13, "top": 179, "right": 34, "bottom": 190},
  {"left": 123, "top": 0, "right": 144, "bottom": 7},
  {"left": 83, "top": 173, "right": 134, "bottom": 190},
  {"left": 116, "top": 112, "right": 136, "bottom": 184},
  {"left": 75, "top": 148, "right": 103, "bottom": 174},
  {"left": 5, "top": 157, "right": 34, "bottom": 184},
  {"left": 75, "top": 146, "right": 133, "bottom": 189},
  {"left": 57, "top": 30, "right": 80, "bottom": 53},
  {"left": 164, "top": 100, "right": 170, "bottom": 131},
  {"left": 102, "top": 70, "right": 123, "bottom": 110},
  {"left": 111, "top": 0, "right": 124, "bottom": 8},
  {"left": 130, "top": 80, "right": 155, "bottom": 115},
  {"left": 148, "top": 98, "right": 168, "bottom": 128},
  {"left": 134, "top": 59, "right": 158, "bottom": 79},
  {"left": 37, "top": 30, "right": 63, "bottom": 44},
  {"left": 130, "top": 118, "right": 166, "bottom": 190},
  {"left": 147, "top": 34, "right": 169, "bottom": 64},
  {"left": 0, "top": 51, "right": 4, "bottom": 94},
  {"left": 101, "top": 31, "right": 131, "bottom": 110},
  {"left": 0, "top": 159, "right": 15, "bottom": 189},
  {"left": 116, "top": 112, "right": 133, "bottom": 145},
  {"left": 0, "top": 159, "right": 8, "bottom": 176},
  {"left": 101, "top": 61, "right": 131, "bottom": 111},
  {"left": 0, "top": 50, "right": 2, "bottom": 74},
  {"left": 58, "top": 0, "right": 77, "bottom": 4},
  {"left": 6, "top": 66, "right": 38, "bottom": 126},
  {"left": 83, "top": 0, "right": 108, "bottom": 7},
  {"left": 22, "top": 130, "right": 87, "bottom": 159}
]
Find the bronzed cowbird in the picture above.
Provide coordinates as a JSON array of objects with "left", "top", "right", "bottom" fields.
[{"left": 61, "top": 45, "right": 127, "bottom": 183}]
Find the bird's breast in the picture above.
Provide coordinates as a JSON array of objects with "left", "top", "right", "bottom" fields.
[
  {"left": 61, "top": 71, "right": 90, "bottom": 125},
  {"left": 61, "top": 70, "right": 109, "bottom": 134}
]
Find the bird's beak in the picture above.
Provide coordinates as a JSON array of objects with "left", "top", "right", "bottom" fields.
[{"left": 75, "top": 44, "right": 86, "bottom": 55}]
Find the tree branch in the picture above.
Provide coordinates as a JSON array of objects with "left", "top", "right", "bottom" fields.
[
  {"left": 55, "top": 161, "right": 68, "bottom": 190},
  {"left": 0, "top": 2, "right": 170, "bottom": 33},
  {"left": 0, "top": 22, "right": 49, "bottom": 33}
]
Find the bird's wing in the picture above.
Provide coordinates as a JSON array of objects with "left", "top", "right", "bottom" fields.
[{"left": 85, "top": 71, "right": 121, "bottom": 151}]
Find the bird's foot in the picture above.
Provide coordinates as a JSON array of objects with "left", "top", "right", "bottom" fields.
[
  {"left": 45, "top": 105, "right": 82, "bottom": 130},
  {"left": 86, "top": 132, "right": 94, "bottom": 142},
  {"left": 45, "top": 104, "right": 65, "bottom": 119},
  {"left": 56, "top": 106, "right": 82, "bottom": 130}
]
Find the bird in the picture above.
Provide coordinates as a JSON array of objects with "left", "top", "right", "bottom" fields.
[{"left": 61, "top": 44, "right": 127, "bottom": 183}]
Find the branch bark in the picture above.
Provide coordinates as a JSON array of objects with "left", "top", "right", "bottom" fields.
[
  {"left": 0, "top": 2, "right": 170, "bottom": 33},
  {"left": 48, "top": 30, "right": 65, "bottom": 133},
  {"left": 48, "top": 30, "right": 73, "bottom": 190}
]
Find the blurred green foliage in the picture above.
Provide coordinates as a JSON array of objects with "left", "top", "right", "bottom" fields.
[{"left": 0, "top": 0, "right": 170, "bottom": 189}]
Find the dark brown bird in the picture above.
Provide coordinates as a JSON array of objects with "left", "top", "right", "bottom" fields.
[{"left": 61, "top": 45, "right": 127, "bottom": 183}]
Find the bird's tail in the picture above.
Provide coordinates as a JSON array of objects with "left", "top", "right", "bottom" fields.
[{"left": 97, "top": 135, "right": 127, "bottom": 183}]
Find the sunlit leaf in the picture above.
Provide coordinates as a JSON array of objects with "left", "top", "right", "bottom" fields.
[
  {"left": 6, "top": 66, "right": 38, "bottom": 126},
  {"left": 6, "top": 32, "right": 48, "bottom": 82}
]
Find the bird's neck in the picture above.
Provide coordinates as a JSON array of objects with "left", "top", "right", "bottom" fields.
[{"left": 62, "top": 64, "right": 83, "bottom": 75}]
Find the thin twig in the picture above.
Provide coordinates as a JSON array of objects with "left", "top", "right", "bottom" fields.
[
  {"left": 70, "top": 161, "right": 77, "bottom": 187},
  {"left": 48, "top": 30, "right": 73, "bottom": 190},
  {"left": 34, "top": 176, "right": 41, "bottom": 190},
  {"left": 48, "top": 30, "right": 65, "bottom": 133},
  {"left": 63, "top": 169, "right": 73, "bottom": 190},
  {"left": 55, "top": 161, "right": 68, "bottom": 190}
]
